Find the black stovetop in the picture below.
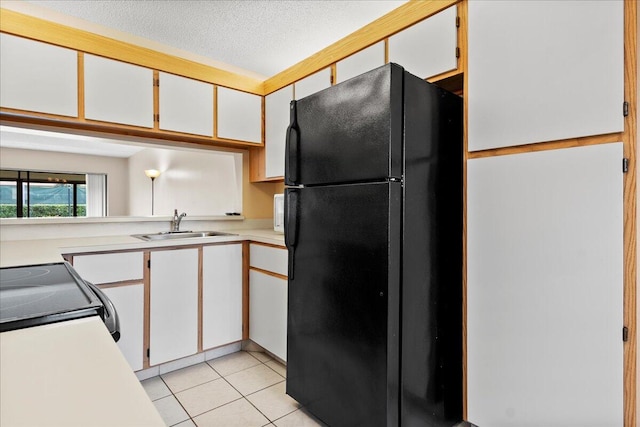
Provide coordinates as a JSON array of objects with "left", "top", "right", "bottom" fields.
[{"left": 0, "top": 262, "right": 104, "bottom": 332}]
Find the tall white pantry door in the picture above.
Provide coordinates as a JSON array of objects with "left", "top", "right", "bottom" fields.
[{"left": 467, "top": 143, "right": 624, "bottom": 426}]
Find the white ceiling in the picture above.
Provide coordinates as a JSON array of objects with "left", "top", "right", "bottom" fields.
[{"left": 18, "top": 0, "right": 407, "bottom": 78}]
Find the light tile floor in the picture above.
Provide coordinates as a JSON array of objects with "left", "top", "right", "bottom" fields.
[{"left": 141, "top": 351, "right": 327, "bottom": 427}]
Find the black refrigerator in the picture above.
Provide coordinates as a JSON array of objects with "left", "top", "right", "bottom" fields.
[{"left": 284, "top": 63, "right": 463, "bottom": 427}]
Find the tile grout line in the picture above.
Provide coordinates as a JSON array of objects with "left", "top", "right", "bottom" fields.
[{"left": 146, "top": 351, "right": 288, "bottom": 427}]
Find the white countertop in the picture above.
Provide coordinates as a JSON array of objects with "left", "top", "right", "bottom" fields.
[
  {"left": 0, "top": 316, "right": 165, "bottom": 427},
  {"left": 0, "top": 228, "right": 285, "bottom": 267}
]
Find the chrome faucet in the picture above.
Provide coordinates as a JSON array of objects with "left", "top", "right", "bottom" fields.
[{"left": 171, "top": 209, "right": 187, "bottom": 232}]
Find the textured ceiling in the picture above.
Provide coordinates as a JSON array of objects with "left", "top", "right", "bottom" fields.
[{"left": 20, "top": 0, "right": 407, "bottom": 78}]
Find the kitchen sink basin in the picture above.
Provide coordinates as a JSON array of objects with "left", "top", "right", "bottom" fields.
[{"left": 132, "top": 231, "right": 238, "bottom": 241}]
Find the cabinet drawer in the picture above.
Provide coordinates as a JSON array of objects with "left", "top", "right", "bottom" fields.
[
  {"left": 73, "top": 252, "right": 144, "bottom": 284},
  {"left": 249, "top": 244, "right": 287, "bottom": 276}
]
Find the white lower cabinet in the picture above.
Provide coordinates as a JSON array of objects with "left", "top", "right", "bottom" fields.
[
  {"left": 149, "top": 248, "right": 199, "bottom": 366},
  {"left": 249, "top": 270, "right": 287, "bottom": 361},
  {"left": 100, "top": 284, "right": 144, "bottom": 371},
  {"left": 202, "top": 244, "right": 243, "bottom": 350}
]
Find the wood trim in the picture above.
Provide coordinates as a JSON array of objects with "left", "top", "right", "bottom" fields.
[
  {"left": 248, "top": 241, "right": 286, "bottom": 250},
  {"left": 198, "top": 247, "right": 203, "bottom": 353},
  {"left": 213, "top": 85, "right": 218, "bottom": 138},
  {"left": 460, "top": 0, "right": 469, "bottom": 418},
  {"left": 153, "top": 70, "right": 160, "bottom": 130},
  {"left": 384, "top": 38, "right": 389, "bottom": 64},
  {"left": 622, "top": 1, "right": 637, "bottom": 425},
  {"left": 330, "top": 63, "right": 337, "bottom": 86},
  {"left": 95, "top": 279, "right": 144, "bottom": 289},
  {"left": 457, "top": 0, "right": 468, "bottom": 419},
  {"left": 0, "top": 111, "right": 263, "bottom": 150},
  {"left": 143, "top": 251, "right": 151, "bottom": 369},
  {"left": 467, "top": 132, "right": 624, "bottom": 160},
  {"left": 261, "top": 93, "right": 266, "bottom": 144},
  {"left": 249, "top": 146, "right": 267, "bottom": 182},
  {"left": 456, "top": 1, "right": 467, "bottom": 78},
  {"left": 243, "top": 242, "right": 250, "bottom": 340},
  {"left": 62, "top": 248, "right": 146, "bottom": 257},
  {"left": 249, "top": 266, "right": 287, "bottom": 280},
  {"left": 262, "top": 0, "right": 459, "bottom": 94},
  {"left": 0, "top": 8, "right": 263, "bottom": 94},
  {"left": 77, "top": 51, "right": 84, "bottom": 120}
]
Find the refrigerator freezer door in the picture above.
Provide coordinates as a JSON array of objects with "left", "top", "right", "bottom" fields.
[
  {"left": 285, "top": 182, "right": 401, "bottom": 427},
  {"left": 285, "top": 63, "right": 404, "bottom": 186}
]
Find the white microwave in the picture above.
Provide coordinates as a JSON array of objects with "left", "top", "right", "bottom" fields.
[{"left": 274, "top": 193, "right": 284, "bottom": 233}]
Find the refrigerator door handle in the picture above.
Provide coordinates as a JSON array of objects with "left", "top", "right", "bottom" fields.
[
  {"left": 285, "top": 189, "right": 298, "bottom": 279},
  {"left": 285, "top": 101, "right": 299, "bottom": 185}
]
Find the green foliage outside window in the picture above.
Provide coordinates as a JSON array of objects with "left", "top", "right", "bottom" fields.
[{"left": 0, "top": 204, "right": 87, "bottom": 218}]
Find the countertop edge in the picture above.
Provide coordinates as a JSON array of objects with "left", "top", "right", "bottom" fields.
[{"left": 0, "top": 229, "right": 285, "bottom": 267}]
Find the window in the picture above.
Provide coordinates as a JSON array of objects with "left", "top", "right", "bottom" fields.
[{"left": 0, "top": 170, "right": 105, "bottom": 218}]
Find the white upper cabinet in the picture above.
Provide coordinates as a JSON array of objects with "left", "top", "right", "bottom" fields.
[
  {"left": 388, "top": 5, "right": 457, "bottom": 79},
  {"left": 216, "top": 87, "right": 262, "bottom": 143},
  {"left": 467, "top": 1, "right": 624, "bottom": 151},
  {"left": 159, "top": 72, "right": 213, "bottom": 136},
  {"left": 0, "top": 34, "right": 78, "bottom": 117},
  {"left": 265, "top": 85, "right": 293, "bottom": 178},
  {"left": 336, "top": 42, "right": 385, "bottom": 84},
  {"left": 84, "top": 54, "right": 154, "bottom": 128},
  {"left": 294, "top": 68, "right": 331, "bottom": 100}
]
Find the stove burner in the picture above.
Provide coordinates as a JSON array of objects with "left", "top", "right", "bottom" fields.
[
  {"left": 0, "top": 262, "right": 103, "bottom": 332},
  {"left": 0, "top": 267, "right": 51, "bottom": 285}
]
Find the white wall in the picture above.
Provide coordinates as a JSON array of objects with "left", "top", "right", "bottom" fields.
[
  {"left": 0, "top": 147, "right": 129, "bottom": 215},
  {"left": 128, "top": 147, "right": 242, "bottom": 216}
]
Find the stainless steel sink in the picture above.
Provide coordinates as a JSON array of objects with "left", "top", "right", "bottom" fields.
[{"left": 132, "top": 231, "right": 238, "bottom": 241}]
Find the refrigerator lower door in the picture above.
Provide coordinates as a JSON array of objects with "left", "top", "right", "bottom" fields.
[{"left": 286, "top": 182, "right": 401, "bottom": 427}]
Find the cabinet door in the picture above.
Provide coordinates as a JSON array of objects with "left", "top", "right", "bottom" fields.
[
  {"left": 149, "top": 248, "right": 199, "bottom": 365},
  {"left": 294, "top": 68, "right": 331, "bottom": 100},
  {"left": 249, "top": 270, "right": 287, "bottom": 361},
  {"left": 84, "top": 54, "right": 154, "bottom": 128},
  {"left": 388, "top": 5, "right": 457, "bottom": 79},
  {"left": 216, "top": 87, "right": 261, "bottom": 143},
  {"left": 335, "top": 42, "right": 385, "bottom": 84},
  {"left": 265, "top": 85, "right": 293, "bottom": 178},
  {"left": 0, "top": 33, "right": 77, "bottom": 117},
  {"left": 202, "top": 244, "right": 243, "bottom": 350},
  {"left": 467, "top": 143, "right": 623, "bottom": 426},
  {"left": 159, "top": 72, "right": 214, "bottom": 136},
  {"left": 72, "top": 252, "right": 143, "bottom": 284},
  {"left": 101, "top": 284, "right": 144, "bottom": 371},
  {"left": 467, "top": 1, "right": 624, "bottom": 151}
]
